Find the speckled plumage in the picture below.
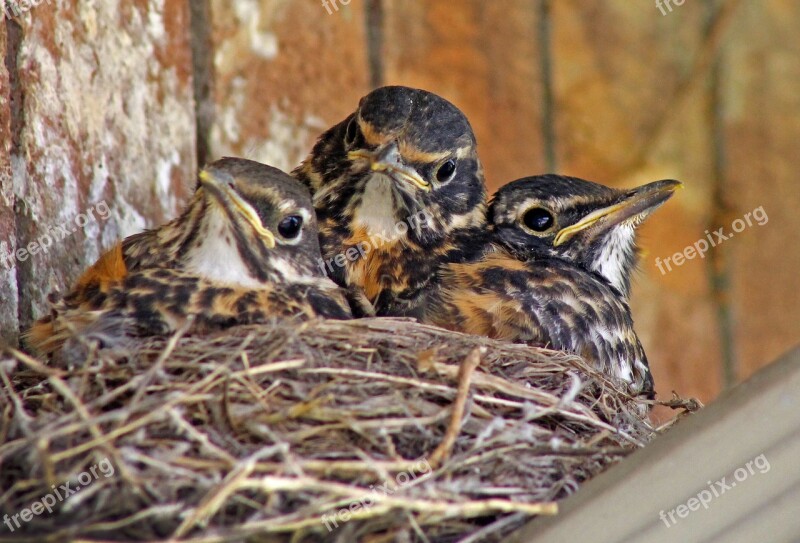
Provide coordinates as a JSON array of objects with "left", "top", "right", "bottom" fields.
[
  {"left": 26, "top": 158, "right": 353, "bottom": 357},
  {"left": 491, "top": 175, "right": 681, "bottom": 299},
  {"left": 293, "top": 86, "right": 489, "bottom": 317},
  {"left": 425, "top": 175, "right": 681, "bottom": 396}
]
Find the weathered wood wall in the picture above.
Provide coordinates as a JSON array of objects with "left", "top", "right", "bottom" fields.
[
  {"left": 0, "top": 1, "right": 197, "bottom": 340},
  {"left": 1, "top": 0, "right": 798, "bottom": 409}
]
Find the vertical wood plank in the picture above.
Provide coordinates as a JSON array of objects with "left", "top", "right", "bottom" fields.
[
  {"left": 725, "top": 0, "right": 800, "bottom": 380},
  {"left": 551, "top": 1, "right": 726, "bottom": 406},
  {"left": 9, "top": 0, "right": 197, "bottom": 332},
  {"left": 365, "top": 0, "right": 385, "bottom": 88},
  {"left": 206, "top": 0, "right": 370, "bottom": 172},
  {"left": 0, "top": 21, "right": 19, "bottom": 343},
  {"left": 537, "top": 0, "right": 556, "bottom": 172},
  {"left": 706, "top": 2, "right": 737, "bottom": 388},
  {"left": 382, "top": 0, "right": 546, "bottom": 190}
]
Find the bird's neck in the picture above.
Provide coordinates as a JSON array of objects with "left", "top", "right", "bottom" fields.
[
  {"left": 182, "top": 200, "right": 285, "bottom": 288},
  {"left": 581, "top": 226, "right": 639, "bottom": 299}
]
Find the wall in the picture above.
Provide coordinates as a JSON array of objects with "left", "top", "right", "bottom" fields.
[{"left": 1, "top": 0, "right": 798, "bottom": 408}]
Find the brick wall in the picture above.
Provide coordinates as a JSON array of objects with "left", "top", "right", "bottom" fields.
[{"left": 1, "top": 0, "right": 798, "bottom": 407}]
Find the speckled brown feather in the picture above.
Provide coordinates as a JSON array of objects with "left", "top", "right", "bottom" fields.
[
  {"left": 29, "top": 268, "right": 350, "bottom": 356},
  {"left": 426, "top": 247, "right": 652, "bottom": 394},
  {"left": 424, "top": 175, "right": 680, "bottom": 397},
  {"left": 26, "top": 158, "right": 354, "bottom": 358},
  {"left": 293, "top": 86, "right": 489, "bottom": 317}
]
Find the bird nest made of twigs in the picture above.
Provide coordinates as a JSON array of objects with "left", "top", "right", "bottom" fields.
[{"left": 1, "top": 317, "right": 665, "bottom": 542}]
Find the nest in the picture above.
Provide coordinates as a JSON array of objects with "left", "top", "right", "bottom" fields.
[{"left": 0, "top": 317, "right": 669, "bottom": 542}]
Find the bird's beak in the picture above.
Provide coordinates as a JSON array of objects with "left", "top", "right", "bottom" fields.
[
  {"left": 348, "top": 143, "right": 431, "bottom": 192},
  {"left": 198, "top": 169, "right": 276, "bottom": 249},
  {"left": 553, "top": 179, "right": 682, "bottom": 247}
]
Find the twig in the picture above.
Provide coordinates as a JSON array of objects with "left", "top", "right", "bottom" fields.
[
  {"left": 430, "top": 347, "right": 483, "bottom": 467},
  {"left": 124, "top": 318, "right": 194, "bottom": 422}
]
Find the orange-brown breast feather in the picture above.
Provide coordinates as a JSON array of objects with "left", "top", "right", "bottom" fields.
[
  {"left": 431, "top": 253, "right": 537, "bottom": 340},
  {"left": 25, "top": 243, "right": 126, "bottom": 355},
  {"left": 344, "top": 227, "right": 411, "bottom": 301},
  {"left": 74, "top": 242, "right": 128, "bottom": 291}
]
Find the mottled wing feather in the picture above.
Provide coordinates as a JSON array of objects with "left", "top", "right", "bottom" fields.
[
  {"left": 25, "top": 268, "right": 352, "bottom": 356},
  {"left": 426, "top": 249, "right": 652, "bottom": 394}
]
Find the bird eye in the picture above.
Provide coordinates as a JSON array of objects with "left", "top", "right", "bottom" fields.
[
  {"left": 278, "top": 215, "right": 303, "bottom": 239},
  {"left": 522, "top": 207, "right": 554, "bottom": 232},
  {"left": 344, "top": 117, "right": 363, "bottom": 148},
  {"left": 435, "top": 159, "right": 457, "bottom": 183}
]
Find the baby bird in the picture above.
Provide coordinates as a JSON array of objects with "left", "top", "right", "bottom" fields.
[
  {"left": 490, "top": 175, "right": 682, "bottom": 300},
  {"left": 425, "top": 175, "right": 681, "bottom": 396},
  {"left": 293, "top": 85, "right": 489, "bottom": 317},
  {"left": 26, "top": 158, "right": 353, "bottom": 357}
]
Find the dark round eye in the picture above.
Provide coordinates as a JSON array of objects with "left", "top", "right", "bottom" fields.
[
  {"left": 435, "top": 159, "right": 457, "bottom": 183},
  {"left": 522, "top": 208, "right": 554, "bottom": 232},
  {"left": 278, "top": 215, "right": 303, "bottom": 239},
  {"left": 344, "top": 117, "right": 362, "bottom": 148}
]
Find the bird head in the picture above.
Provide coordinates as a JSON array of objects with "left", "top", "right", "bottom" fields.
[
  {"left": 490, "top": 175, "right": 682, "bottom": 297},
  {"left": 183, "top": 158, "right": 325, "bottom": 286},
  {"left": 297, "top": 86, "right": 487, "bottom": 248}
]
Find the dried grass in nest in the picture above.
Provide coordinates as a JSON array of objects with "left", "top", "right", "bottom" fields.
[{"left": 1, "top": 317, "right": 666, "bottom": 542}]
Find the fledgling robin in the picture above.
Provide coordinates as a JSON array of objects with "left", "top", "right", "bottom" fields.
[
  {"left": 425, "top": 175, "right": 681, "bottom": 396},
  {"left": 25, "top": 158, "right": 354, "bottom": 357},
  {"left": 490, "top": 175, "right": 682, "bottom": 300},
  {"left": 293, "top": 86, "right": 489, "bottom": 317}
]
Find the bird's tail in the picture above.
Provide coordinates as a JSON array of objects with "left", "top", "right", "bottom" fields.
[{"left": 23, "top": 308, "right": 132, "bottom": 365}]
